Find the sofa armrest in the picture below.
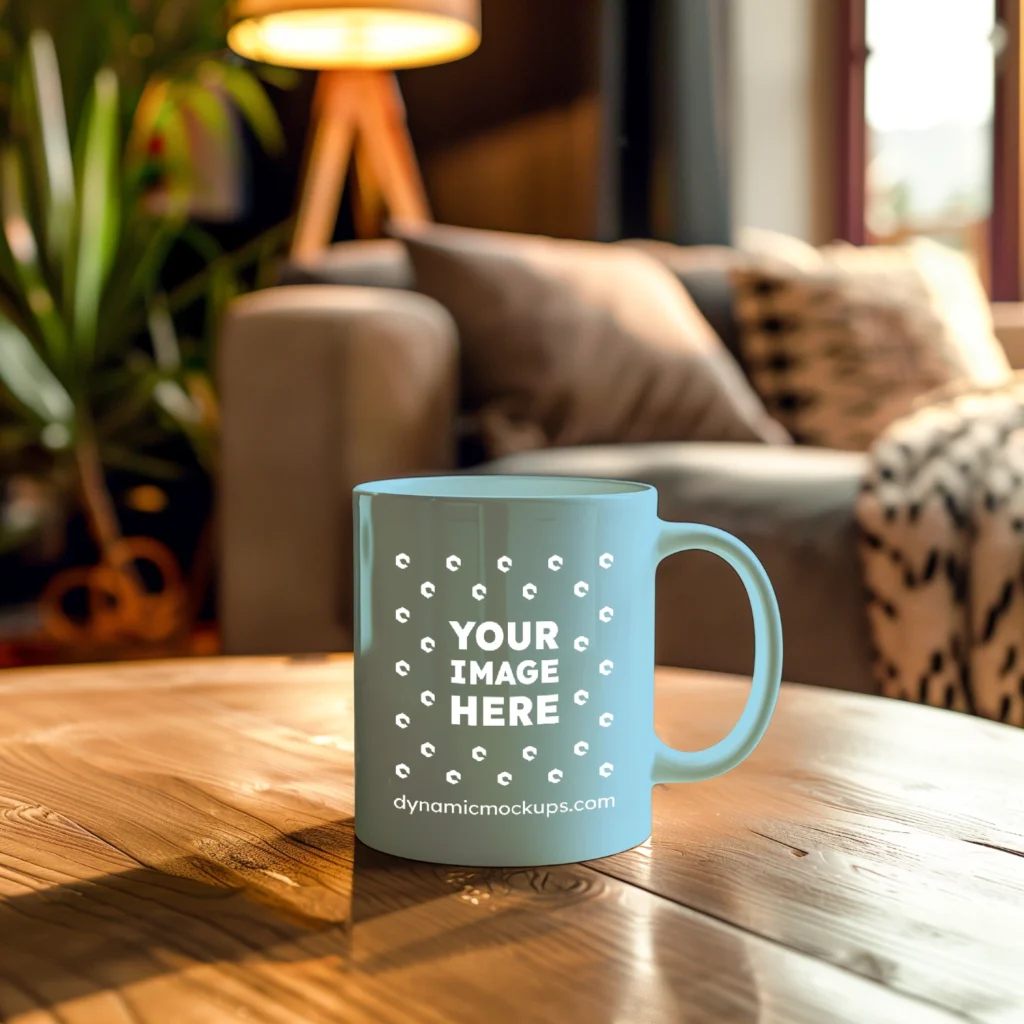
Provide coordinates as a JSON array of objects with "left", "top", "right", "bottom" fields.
[
  {"left": 992, "top": 302, "right": 1024, "bottom": 369},
  {"left": 219, "top": 285, "right": 458, "bottom": 655}
]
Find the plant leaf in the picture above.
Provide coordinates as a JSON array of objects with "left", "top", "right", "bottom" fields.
[
  {"left": 146, "top": 102, "right": 195, "bottom": 216},
  {"left": 97, "top": 213, "right": 181, "bottom": 358},
  {"left": 0, "top": 316, "right": 74, "bottom": 426},
  {"left": 0, "top": 146, "right": 68, "bottom": 366},
  {"left": 216, "top": 63, "right": 285, "bottom": 155},
  {"left": 162, "top": 216, "right": 291, "bottom": 322},
  {"left": 146, "top": 294, "right": 181, "bottom": 372},
  {"left": 124, "top": 75, "right": 171, "bottom": 188},
  {"left": 153, "top": 377, "right": 199, "bottom": 427},
  {"left": 176, "top": 79, "right": 231, "bottom": 139},
  {"left": 72, "top": 66, "right": 120, "bottom": 366},
  {"left": 95, "top": 368, "right": 160, "bottom": 438},
  {"left": 254, "top": 228, "right": 284, "bottom": 290},
  {"left": 116, "top": 217, "right": 291, "bottom": 347},
  {"left": 255, "top": 65, "right": 300, "bottom": 91},
  {"left": 153, "top": 373, "right": 217, "bottom": 473},
  {"left": 99, "top": 442, "right": 182, "bottom": 480},
  {"left": 203, "top": 258, "right": 239, "bottom": 350},
  {"left": 178, "top": 221, "right": 223, "bottom": 264},
  {"left": 0, "top": 270, "right": 46, "bottom": 349},
  {"left": 27, "top": 30, "right": 76, "bottom": 268}
]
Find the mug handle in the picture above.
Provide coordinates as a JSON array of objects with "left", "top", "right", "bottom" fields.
[{"left": 651, "top": 522, "right": 783, "bottom": 784}]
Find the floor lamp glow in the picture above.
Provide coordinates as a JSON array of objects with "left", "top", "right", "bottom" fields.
[{"left": 228, "top": 0, "right": 481, "bottom": 258}]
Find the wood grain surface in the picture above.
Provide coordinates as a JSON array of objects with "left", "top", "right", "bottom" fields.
[{"left": 0, "top": 656, "right": 1020, "bottom": 1023}]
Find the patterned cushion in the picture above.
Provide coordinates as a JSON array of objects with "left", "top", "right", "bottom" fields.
[{"left": 732, "top": 238, "right": 1013, "bottom": 450}]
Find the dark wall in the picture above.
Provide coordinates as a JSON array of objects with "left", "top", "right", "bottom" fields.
[
  {"left": 397, "top": 0, "right": 732, "bottom": 243},
  {"left": 400, "top": 0, "right": 622, "bottom": 240},
  {"left": 401, "top": 0, "right": 608, "bottom": 150}
]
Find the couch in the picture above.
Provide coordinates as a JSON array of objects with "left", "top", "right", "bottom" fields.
[{"left": 217, "top": 237, "right": 1024, "bottom": 693}]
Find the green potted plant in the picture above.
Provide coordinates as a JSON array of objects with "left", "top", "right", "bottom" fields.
[{"left": 0, "top": 1, "right": 291, "bottom": 654}]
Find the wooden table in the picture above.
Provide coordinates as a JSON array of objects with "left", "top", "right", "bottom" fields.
[{"left": 0, "top": 657, "right": 1021, "bottom": 1023}]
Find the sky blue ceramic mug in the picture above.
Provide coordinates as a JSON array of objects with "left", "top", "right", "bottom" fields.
[{"left": 353, "top": 475, "right": 783, "bottom": 867}]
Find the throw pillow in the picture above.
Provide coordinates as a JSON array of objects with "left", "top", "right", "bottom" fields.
[
  {"left": 735, "top": 227, "right": 823, "bottom": 271},
  {"left": 396, "top": 223, "right": 790, "bottom": 459},
  {"left": 731, "top": 238, "right": 1013, "bottom": 450},
  {"left": 618, "top": 239, "right": 753, "bottom": 371}
]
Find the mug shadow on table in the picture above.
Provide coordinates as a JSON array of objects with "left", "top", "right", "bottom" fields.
[
  {"left": 0, "top": 816, "right": 626, "bottom": 1014},
  {"left": 0, "top": 816, "right": 768, "bottom": 1021}
]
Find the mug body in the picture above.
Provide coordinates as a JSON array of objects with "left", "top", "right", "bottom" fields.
[{"left": 354, "top": 475, "right": 659, "bottom": 866}]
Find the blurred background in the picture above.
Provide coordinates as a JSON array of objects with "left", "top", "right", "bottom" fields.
[{"left": 0, "top": 0, "right": 1017, "bottom": 668}]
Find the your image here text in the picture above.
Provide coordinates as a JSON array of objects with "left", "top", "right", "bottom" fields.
[{"left": 448, "top": 620, "right": 563, "bottom": 726}]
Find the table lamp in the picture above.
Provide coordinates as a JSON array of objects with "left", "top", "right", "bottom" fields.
[{"left": 227, "top": 0, "right": 481, "bottom": 257}]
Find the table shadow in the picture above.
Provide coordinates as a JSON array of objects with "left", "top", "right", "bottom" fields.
[{"left": 0, "top": 816, "right": 597, "bottom": 1015}]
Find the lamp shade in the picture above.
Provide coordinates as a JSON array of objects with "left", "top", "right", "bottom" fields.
[{"left": 227, "top": 0, "right": 481, "bottom": 70}]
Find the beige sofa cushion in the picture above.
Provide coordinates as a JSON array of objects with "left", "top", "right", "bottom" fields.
[
  {"left": 397, "top": 223, "right": 790, "bottom": 458},
  {"left": 732, "top": 237, "right": 1013, "bottom": 450}
]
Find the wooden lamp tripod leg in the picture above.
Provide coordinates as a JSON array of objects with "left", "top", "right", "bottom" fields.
[
  {"left": 353, "top": 70, "right": 431, "bottom": 225},
  {"left": 290, "top": 70, "right": 358, "bottom": 260},
  {"left": 290, "top": 69, "right": 431, "bottom": 259}
]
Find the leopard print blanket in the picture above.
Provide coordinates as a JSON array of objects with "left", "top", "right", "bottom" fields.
[{"left": 856, "top": 375, "right": 1024, "bottom": 727}]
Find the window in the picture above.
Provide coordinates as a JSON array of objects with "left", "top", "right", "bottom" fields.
[
  {"left": 865, "top": 0, "right": 996, "bottom": 286},
  {"left": 841, "top": 0, "right": 1017, "bottom": 297}
]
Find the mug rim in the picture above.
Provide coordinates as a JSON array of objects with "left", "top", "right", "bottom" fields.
[{"left": 354, "top": 474, "right": 654, "bottom": 501}]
